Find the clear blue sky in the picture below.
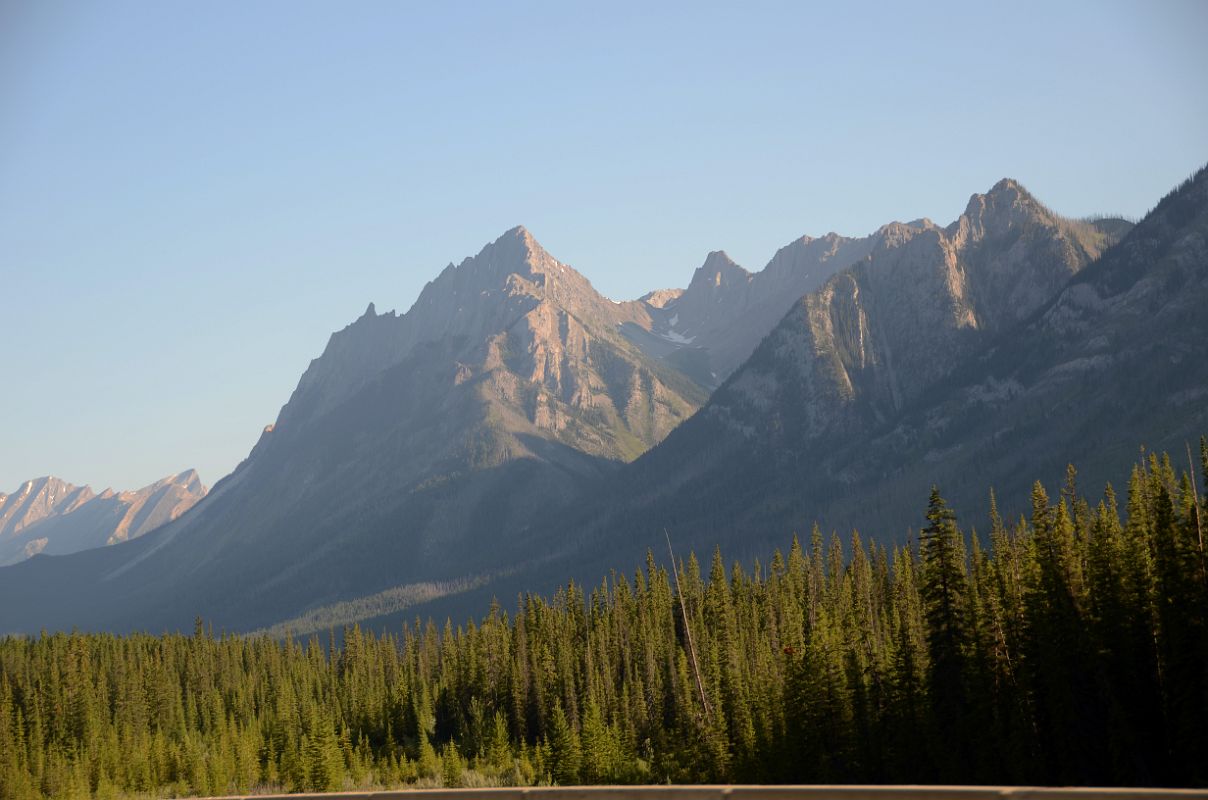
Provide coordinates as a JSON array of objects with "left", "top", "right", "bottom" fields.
[{"left": 1, "top": 0, "right": 1205, "bottom": 492}]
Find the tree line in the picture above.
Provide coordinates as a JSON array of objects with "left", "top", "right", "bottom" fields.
[{"left": 1, "top": 441, "right": 1206, "bottom": 798}]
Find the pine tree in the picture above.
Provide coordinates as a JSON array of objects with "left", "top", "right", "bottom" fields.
[
  {"left": 304, "top": 707, "right": 343, "bottom": 792},
  {"left": 440, "top": 740, "right": 465, "bottom": 788},
  {"left": 547, "top": 703, "right": 581, "bottom": 785},
  {"left": 917, "top": 487, "right": 970, "bottom": 780},
  {"left": 1, "top": 442, "right": 1207, "bottom": 794}
]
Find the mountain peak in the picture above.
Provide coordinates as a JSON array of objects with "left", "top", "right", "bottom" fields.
[
  {"left": 640, "top": 288, "right": 684, "bottom": 308},
  {"left": 704, "top": 249, "right": 739, "bottom": 268},
  {"left": 475, "top": 225, "right": 556, "bottom": 274},
  {"left": 0, "top": 469, "right": 207, "bottom": 566},
  {"left": 977, "top": 177, "right": 1046, "bottom": 213},
  {"left": 959, "top": 177, "right": 1053, "bottom": 239},
  {"left": 988, "top": 176, "right": 1025, "bottom": 194},
  {"left": 688, "top": 250, "right": 751, "bottom": 292},
  {"left": 166, "top": 469, "right": 205, "bottom": 491},
  {"left": 496, "top": 224, "right": 543, "bottom": 254}
]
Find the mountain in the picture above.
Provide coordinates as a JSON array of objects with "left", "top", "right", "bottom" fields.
[
  {"left": 246, "top": 177, "right": 1156, "bottom": 635},
  {"left": 7, "top": 169, "right": 1198, "bottom": 638},
  {"left": 278, "top": 226, "right": 703, "bottom": 455},
  {"left": 0, "top": 227, "right": 706, "bottom": 634},
  {"left": 709, "top": 180, "right": 1125, "bottom": 440},
  {"left": 621, "top": 231, "right": 884, "bottom": 386},
  {"left": 619, "top": 192, "right": 1093, "bottom": 390},
  {"left": 0, "top": 471, "right": 206, "bottom": 566},
  {"left": 861, "top": 167, "right": 1208, "bottom": 522},
  {"left": 486, "top": 178, "right": 1154, "bottom": 590}
]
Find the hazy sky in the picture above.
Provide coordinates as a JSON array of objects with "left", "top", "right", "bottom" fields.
[{"left": 1, "top": 1, "right": 1205, "bottom": 492}]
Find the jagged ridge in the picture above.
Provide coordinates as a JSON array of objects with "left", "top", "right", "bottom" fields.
[{"left": 0, "top": 471, "right": 207, "bottom": 566}]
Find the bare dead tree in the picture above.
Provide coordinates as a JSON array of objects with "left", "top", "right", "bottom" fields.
[
  {"left": 1188, "top": 443, "right": 1206, "bottom": 590},
  {"left": 665, "top": 528, "right": 712, "bottom": 721}
]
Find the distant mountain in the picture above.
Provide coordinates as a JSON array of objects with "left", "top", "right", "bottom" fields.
[
  {"left": 622, "top": 231, "right": 883, "bottom": 385},
  {"left": 0, "top": 471, "right": 206, "bottom": 566},
  {"left": 0, "top": 227, "right": 706, "bottom": 633}
]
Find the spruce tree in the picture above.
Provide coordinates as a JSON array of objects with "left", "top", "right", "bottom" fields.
[
  {"left": 547, "top": 703, "right": 581, "bottom": 785},
  {"left": 917, "top": 487, "right": 970, "bottom": 780}
]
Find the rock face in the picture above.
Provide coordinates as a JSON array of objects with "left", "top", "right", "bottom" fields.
[
  {"left": 871, "top": 167, "right": 1208, "bottom": 520},
  {"left": 0, "top": 471, "right": 206, "bottom": 566},
  {"left": 278, "top": 227, "right": 701, "bottom": 460},
  {"left": 621, "top": 231, "right": 883, "bottom": 386},
  {"left": 533, "top": 178, "right": 1146, "bottom": 577},
  {"left": 625, "top": 181, "right": 1126, "bottom": 395},
  {"left": 714, "top": 179, "right": 1122, "bottom": 441},
  {"left": 0, "top": 227, "right": 706, "bottom": 633}
]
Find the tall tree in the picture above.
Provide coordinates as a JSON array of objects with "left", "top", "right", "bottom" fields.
[{"left": 917, "top": 488, "right": 970, "bottom": 780}]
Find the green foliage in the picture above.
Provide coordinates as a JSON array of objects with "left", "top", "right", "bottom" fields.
[
  {"left": 440, "top": 741, "right": 465, "bottom": 788},
  {"left": 1, "top": 445, "right": 1207, "bottom": 796},
  {"left": 546, "top": 704, "right": 581, "bottom": 785}
]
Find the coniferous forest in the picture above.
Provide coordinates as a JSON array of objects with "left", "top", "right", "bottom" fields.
[{"left": 2, "top": 444, "right": 1207, "bottom": 799}]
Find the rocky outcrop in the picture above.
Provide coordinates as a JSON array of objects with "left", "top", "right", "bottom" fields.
[
  {"left": 625, "top": 232, "right": 883, "bottom": 385},
  {"left": 713, "top": 179, "right": 1124, "bottom": 443}
]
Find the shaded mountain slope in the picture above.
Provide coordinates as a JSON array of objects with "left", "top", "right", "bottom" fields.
[{"left": 856, "top": 165, "right": 1208, "bottom": 524}]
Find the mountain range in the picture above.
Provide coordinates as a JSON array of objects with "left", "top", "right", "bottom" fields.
[
  {"left": 532, "top": 174, "right": 1207, "bottom": 589},
  {"left": 2, "top": 167, "right": 1204, "bottom": 636},
  {"left": 0, "top": 471, "right": 206, "bottom": 567}
]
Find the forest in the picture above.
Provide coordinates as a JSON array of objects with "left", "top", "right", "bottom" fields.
[{"left": 1, "top": 441, "right": 1206, "bottom": 798}]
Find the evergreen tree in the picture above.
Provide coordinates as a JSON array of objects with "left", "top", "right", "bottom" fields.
[
  {"left": 917, "top": 488, "right": 970, "bottom": 780},
  {"left": 546, "top": 703, "right": 581, "bottom": 785},
  {"left": 0, "top": 442, "right": 1207, "bottom": 795}
]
